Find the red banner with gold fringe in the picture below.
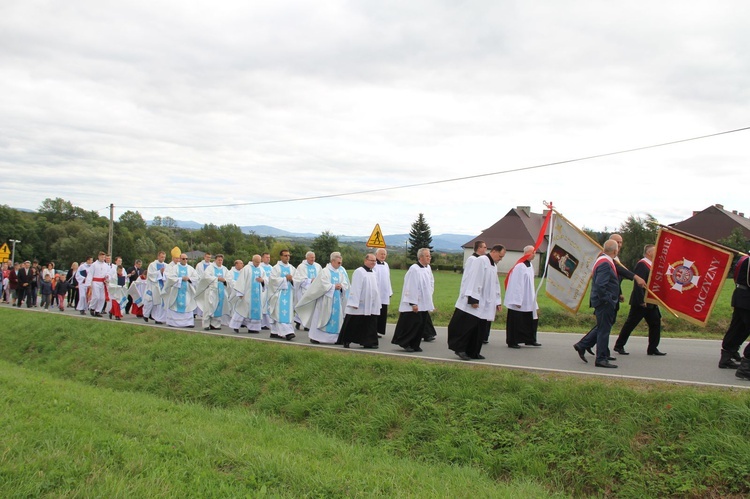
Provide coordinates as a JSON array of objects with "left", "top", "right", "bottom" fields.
[{"left": 646, "top": 227, "right": 734, "bottom": 326}]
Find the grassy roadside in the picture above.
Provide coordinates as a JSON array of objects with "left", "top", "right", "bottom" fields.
[
  {"left": 0, "top": 360, "right": 552, "bottom": 498},
  {"left": 2, "top": 309, "right": 750, "bottom": 497}
]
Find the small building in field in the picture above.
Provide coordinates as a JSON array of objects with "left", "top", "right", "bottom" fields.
[{"left": 462, "top": 206, "right": 549, "bottom": 275}]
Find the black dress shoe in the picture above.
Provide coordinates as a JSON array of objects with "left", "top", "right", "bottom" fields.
[
  {"left": 525, "top": 342, "right": 542, "bottom": 347},
  {"left": 607, "top": 356, "right": 617, "bottom": 361},
  {"left": 343, "top": 342, "right": 350, "bottom": 348},
  {"left": 295, "top": 322, "right": 300, "bottom": 330},
  {"left": 595, "top": 360, "right": 618, "bottom": 368},
  {"left": 573, "top": 344, "right": 588, "bottom": 363},
  {"left": 185, "top": 325, "right": 194, "bottom": 328},
  {"left": 507, "top": 344, "right": 521, "bottom": 349},
  {"left": 423, "top": 336, "right": 436, "bottom": 342},
  {"left": 475, "top": 354, "right": 486, "bottom": 360},
  {"left": 455, "top": 351, "right": 471, "bottom": 361},
  {"left": 586, "top": 347, "right": 595, "bottom": 356},
  {"left": 261, "top": 326, "right": 270, "bottom": 330},
  {"left": 614, "top": 346, "right": 629, "bottom": 355},
  {"left": 310, "top": 339, "right": 320, "bottom": 344},
  {"left": 648, "top": 350, "right": 667, "bottom": 356},
  {"left": 233, "top": 328, "right": 240, "bottom": 333},
  {"left": 270, "top": 333, "right": 281, "bottom": 339},
  {"left": 413, "top": 347, "right": 423, "bottom": 352},
  {"left": 248, "top": 330, "right": 260, "bottom": 334},
  {"left": 285, "top": 333, "right": 296, "bottom": 341},
  {"left": 402, "top": 347, "right": 415, "bottom": 352},
  {"left": 155, "top": 321, "right": 164, "bottom": 325}
]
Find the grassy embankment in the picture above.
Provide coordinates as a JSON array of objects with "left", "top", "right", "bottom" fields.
[
  {"left": 2, "top": 308, "right": 749, "bottom": 497},
  {"left": 385, "top": 269, "right": 735, "bottom": 336}
]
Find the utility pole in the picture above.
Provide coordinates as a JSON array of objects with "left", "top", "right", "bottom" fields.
[
  {"left": 9, "top": 239, "right": 20, "bottom": 264},
  {"left": 108, "top": 203, "right": 114, "bottom": 255}
]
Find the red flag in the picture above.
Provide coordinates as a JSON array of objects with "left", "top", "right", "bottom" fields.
[
  {"left": 647, "top": 227, "right": 734, "bottom": 326},
  {"left": 505, "top": 205, "right": 552, "bottom": 289}
]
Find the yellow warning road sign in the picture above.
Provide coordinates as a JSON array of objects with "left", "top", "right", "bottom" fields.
[
  {"left": 366, "top": 224, "right": 386, "bottom": 248},
  {"left": 0, "top": 243, "right": 10, "bottom": 263}
]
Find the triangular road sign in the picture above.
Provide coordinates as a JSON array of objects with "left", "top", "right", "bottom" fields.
[{"left": 366, "top": 224, "right": 386, "bottom": 248}]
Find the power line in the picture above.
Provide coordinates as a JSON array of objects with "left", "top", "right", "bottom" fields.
[{"left": 117, "top": 126, "right": 750, "bottom": 210}]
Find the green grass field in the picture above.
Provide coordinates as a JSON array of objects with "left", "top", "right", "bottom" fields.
[
  {"left": 2, "top": 308, "right": 749, "bottom": 497},
  {"left": 380, "top": 269, "right": 735, "bottom": 336}
]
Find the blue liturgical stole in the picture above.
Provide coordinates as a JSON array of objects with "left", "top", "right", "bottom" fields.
[
  {"left": 175, "top": 264, "right": 188, "bottom": 313},
  {"left": 278, "top": 264, "right": 292, "bottom": 323},
  {"left": 213, "top": 266, "right": 225, "bottom": 316},
  {"left": 323, "top": 270, "right": 343, "bottom": 334},
  {"left": 156, "top": 262, "right": 165, "bottom": 290},
  {"left": 250, "top": 265, "right": 262, "bottom": 320}
]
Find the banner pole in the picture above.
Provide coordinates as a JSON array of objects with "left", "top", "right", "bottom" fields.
[{"left": 659, "top": 224, "right": 742, "bottom": 255}]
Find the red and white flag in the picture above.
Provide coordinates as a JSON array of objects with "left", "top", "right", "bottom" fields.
[{"left": 647, "top": 227, "right": 734, "bottom": 326}]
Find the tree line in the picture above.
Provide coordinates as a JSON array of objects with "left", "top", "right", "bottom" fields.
[
  {"left": 6, "top": 199, "right": 741, "bottom": 272},
  {"left": 0, "top": 199, "right": 450, "bottom": 270}
]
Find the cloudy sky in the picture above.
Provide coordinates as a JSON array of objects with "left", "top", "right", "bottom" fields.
[{"left": 1, "top": 1, "right": 748, "bottom": 238}]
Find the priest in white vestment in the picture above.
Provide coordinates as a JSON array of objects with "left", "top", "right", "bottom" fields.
[
  {"left": 293, "top": 251, "right": 322, "bottom": 329},
  {"left": 505, "top": 245, "right": 541, "bottom": 348},
  {"left": 337, "top": 253, "right": 381, "bottom": 349},
  {"left": 392, "top": 248, "right": 435, "bottom": 352},
  {"left": 165, "top": 254, "right": 198, "bottom": 328},
  {"left": 230, "top": 255, "right": 267, "bottom": 333},
  {"left": 373, "top": 248, "right": 393, "bottom": 338},
  {"left": 260, "top": 253, "right": 273, "bottom": 329},
  {"left": 267, "top": 250, "right": 297, "bottom": 340},
  {"left": 143, "top": 251, "right": 168, "bottom": 324},
  {"left": 448, "top": 245, "right": 506, "bottom": 360},
  {"left": 296, "top": 252, "right": 350, "bottom": 344},
  {"left": 195, "top": 254, "right": 232, "bottom": 331},
  {"left": 193, "top": 253, "right": 213, "bottom": 318}
]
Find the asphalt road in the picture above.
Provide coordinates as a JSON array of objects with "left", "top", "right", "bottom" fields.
[{"left": 11, "top": 304, "right": 750, "bottom": 389}]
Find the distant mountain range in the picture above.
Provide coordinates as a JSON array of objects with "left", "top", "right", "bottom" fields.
[{"left": 147, "top": 219, "right": 472, "bottom": 252}]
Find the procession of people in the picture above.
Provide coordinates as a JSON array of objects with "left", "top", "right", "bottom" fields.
[{"left": 4, "top": 236, "right": 750, "bottom": 381}]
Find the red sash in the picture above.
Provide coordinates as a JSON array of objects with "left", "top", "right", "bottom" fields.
[
  {"left": 593, "top": 255, "right": 616, "bottom": 275},
  {"left": 92, "top": 277, "right": 110, "bottom": 302},
  {"left": 637, "top": 258, "right": 652, "bottom": 270}
]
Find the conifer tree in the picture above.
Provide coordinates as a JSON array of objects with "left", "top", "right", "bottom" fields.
[{"left": 407, "top": 213, "right": 433, "bottom": 261}]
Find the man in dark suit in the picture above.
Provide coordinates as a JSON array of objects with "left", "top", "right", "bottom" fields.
[
  {"left": 574, "top": 240, "right": 622, "bottom": 368},
  {"left": 719, "top": 253, "right": 750, "bottom": 372},
  {"left": 16, "top": 261, "right": 34, "bottom": 308},
  {"left": 614, "top": 244, "right": 665, "bottom": 356},
  {"left": 124, "top": 259, "right": 143, "bottom": 314}
]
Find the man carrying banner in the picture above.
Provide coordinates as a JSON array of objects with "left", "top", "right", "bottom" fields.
[
  {"left": 574, "top": 240, "right": 621, "bottom": 368},
  {"left": 720, "top": 253, "right": 750, "bottom": 372},
  {"left": 613, "top": 244, "right": 666, "bottom": 356}
]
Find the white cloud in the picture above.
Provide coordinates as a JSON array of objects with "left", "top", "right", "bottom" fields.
[{"left": 1, "top": 1, "right": 749, "bottom": 240}]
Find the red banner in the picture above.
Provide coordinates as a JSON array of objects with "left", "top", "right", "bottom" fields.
[{"left": 647, "top": 227, "right": 734, "bottom": 325}]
